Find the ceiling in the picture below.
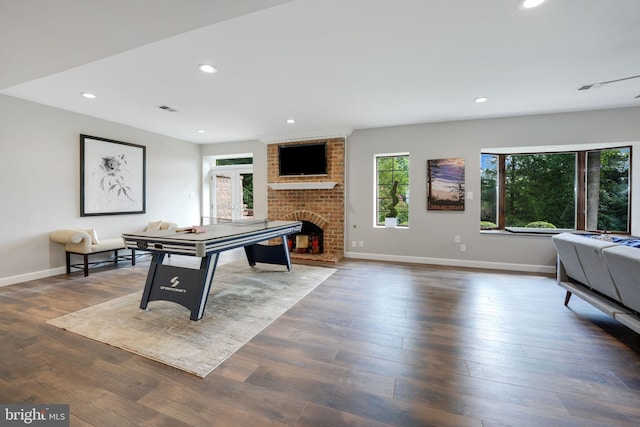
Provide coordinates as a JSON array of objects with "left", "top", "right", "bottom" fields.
[{"left": 2, "top": 0, "right": 639, "bottom": 144}]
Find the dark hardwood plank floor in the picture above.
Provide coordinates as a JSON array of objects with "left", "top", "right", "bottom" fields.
[{"left": 1, "top": 254, "right": 640, "bottom": 426}]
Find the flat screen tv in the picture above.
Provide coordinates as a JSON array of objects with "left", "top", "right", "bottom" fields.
[{"left": 278, "top": 143, "right": 327, "bottom": 176}]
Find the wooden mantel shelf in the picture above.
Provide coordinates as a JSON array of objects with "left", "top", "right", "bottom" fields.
[{"left": 268, "top": 182, "right": 337, "bottom": 190}]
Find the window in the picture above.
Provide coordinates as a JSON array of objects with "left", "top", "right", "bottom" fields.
[
  {"left": 210, "top": 156, "right": 254, "bottom": 221},
  {"left": 481, "top": 146, "right": 631, "bottom": 233},
  {"left": 480, "top": 155, "right": 498, "bottom": 228},
  {"left": 376, "top": 154, "right": 409, "bottom": 226},
  {"left": 585, "top": 148, "right": 630, "bottom": 231},
  {"left": 214, "top": 157, "right": 253, "bottom": 213},
  {"left": 216, "top": 157, "right": 252, "bottom": 166}
]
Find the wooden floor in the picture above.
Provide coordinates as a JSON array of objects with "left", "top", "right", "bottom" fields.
[{"left": 1, "top": 255, "right": 640, "bottom": 426}]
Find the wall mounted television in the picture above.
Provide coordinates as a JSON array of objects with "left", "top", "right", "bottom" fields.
[{"left": 278, "top": 142, "right": 328, "bottom": 176}]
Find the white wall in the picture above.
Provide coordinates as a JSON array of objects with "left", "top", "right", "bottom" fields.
[
  {"left": 345, "top": 107, "right": 640, "bottom": 273},
  {"left": 0, "top": 94, "right": 201, "bottom": 286}
]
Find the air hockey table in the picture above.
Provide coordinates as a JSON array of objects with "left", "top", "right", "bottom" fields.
[{"left": 122, "top": 220, "right": 302, "bottom": 320}]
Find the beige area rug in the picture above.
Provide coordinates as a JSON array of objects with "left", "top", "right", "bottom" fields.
[{"left": 47, "top": 260, "right": 336, "bottom": 378}]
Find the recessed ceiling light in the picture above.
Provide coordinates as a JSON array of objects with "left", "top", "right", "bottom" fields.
[
  {"left": 474, "top": 97, "right": 488, "bottom": 103},
  {"left": 286, "top": 119, "right": 296, "bottom": 124},
  {"left": 198, "top": 64, "right": 217, "bottom": 74},
  {"left": 81, "top": 92, "right": 96, "bottom": 99},
  {"left": 197, "top": 129, "right": 206, "bottom": 133},
  {"left": 519, "top": 0, "right": 546, "bottom": 9}
]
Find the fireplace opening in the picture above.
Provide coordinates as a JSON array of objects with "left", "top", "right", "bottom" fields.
[{"left": 289, "top": 221, "right": 323, "bottom": 254}]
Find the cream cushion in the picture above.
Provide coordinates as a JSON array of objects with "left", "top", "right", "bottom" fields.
[
  {"left": 50, "top": 229, "right": 92, "bottom": 253},
  {"left": 144, "top": 221, "right": 178, "bottom": 231},
  {"left": 81, "top": 228, "right": 101, "bottom": 244},
  {"left": 50, "top": 229, "right": 124, "bottom": 254},
  {"left": 146, "top": 220, "right": 163, "bottom": 231}
]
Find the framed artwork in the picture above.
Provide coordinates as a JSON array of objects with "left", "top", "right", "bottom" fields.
[
  {"left": 427, "top": 158, "right": 465, "bottom": 211},
  {"left": 80, "top": 134, "right": 146, "bottom": 216}
]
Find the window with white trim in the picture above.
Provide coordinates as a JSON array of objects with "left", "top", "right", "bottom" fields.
[{"left": 375, "top": 153, "right": 409, "bottom": 227}]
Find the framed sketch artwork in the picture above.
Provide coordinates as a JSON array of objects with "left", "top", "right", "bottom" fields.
[
  {"left": 80, "top": 134, "right": 146, "bottom": 216},
  {"left": 427, "top": 158, "right": 465, "bottom": 211}
]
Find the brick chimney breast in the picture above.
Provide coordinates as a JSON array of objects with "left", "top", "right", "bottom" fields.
[{"left": 267, "top": 138, "right": 345, "bottom": 264}]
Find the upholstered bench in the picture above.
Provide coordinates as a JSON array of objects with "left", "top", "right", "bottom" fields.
[{"left": 50, "top": 229, "right": 135, "bottom": 277}]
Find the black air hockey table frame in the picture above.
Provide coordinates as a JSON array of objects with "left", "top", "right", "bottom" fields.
[{"left": 122, "top": 220, "right": 302, "bottom": 320}]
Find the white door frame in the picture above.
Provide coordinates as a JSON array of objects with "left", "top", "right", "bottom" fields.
[{"left": 209, "top": 165, "right": 253, "bottom": 221}]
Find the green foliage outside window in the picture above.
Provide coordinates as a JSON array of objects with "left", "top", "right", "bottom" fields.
[
  {"left": 241, "top": 173, "right": 254, "bottom": 210},
  {"left": 587, "top": 148, "right": 630, "bottom": 231},
  {"left": 216, "top": 157, "right": 252, "bottom": 166},
  {"left": 376, "top": 155, "right": 409, "bottom": 226},
  {"left": 480, "top": 155, "right": 498, "bottom": 226},
  {"left": 480, "top": 147, "right": 630, "bottom": 232},
  {"left": 505, "top": 152, "right": 576, "bottom": 228}
]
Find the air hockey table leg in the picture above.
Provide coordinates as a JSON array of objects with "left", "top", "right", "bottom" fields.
[{"left": 244, "top": 235, "right": 292, "bottom": 270}]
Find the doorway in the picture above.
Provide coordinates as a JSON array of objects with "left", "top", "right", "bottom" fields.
[{"left": 209, "top": 166, "right": 253, "bottom": 222}]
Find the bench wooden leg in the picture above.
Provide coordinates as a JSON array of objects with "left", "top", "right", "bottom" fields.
[
  {"left": 68, "top": 248, "right": 134, "bottom": 276},
  {"left": 564, "top": 290, "right": 572, "bottom": 306},
  {"left": 83, "top": 255, "right": 89, "bottom": 277}
]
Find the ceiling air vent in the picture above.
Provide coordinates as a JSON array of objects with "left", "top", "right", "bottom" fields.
[{"left": 158, "top": 105, "right": 178, "bottom": 113}]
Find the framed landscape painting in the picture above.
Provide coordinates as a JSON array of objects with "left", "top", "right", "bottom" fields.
[
  {"left": 427, "top": 158, "right": 465, "bottom": 211},
  {"left": 80, "top": 134, "right": 146, "bottom": 216}
]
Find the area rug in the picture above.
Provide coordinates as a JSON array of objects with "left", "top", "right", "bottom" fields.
[{"left": 46, "top": 261, "right": 336, "bottom": 377}]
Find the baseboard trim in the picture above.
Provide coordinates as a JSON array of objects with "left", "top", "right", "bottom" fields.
[
  {"left": 0, "top": 267, "right": 66, "bottom": 288},
  {"left": 343, "top": 251, "right": 556, "bottom": 274},
  {"left": 1, "top": 254, "right": 555, "bottom": 287}
]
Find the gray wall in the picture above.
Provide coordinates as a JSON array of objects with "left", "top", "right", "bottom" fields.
[
  {"left": 0, "top": 94, "right": 201, "bottom": 286},
  {"left": 2, "top": 91, "right": 638, "bottom": 284},
  {"left": 345, "top": 107, "right": 640, "bottom": 273}
]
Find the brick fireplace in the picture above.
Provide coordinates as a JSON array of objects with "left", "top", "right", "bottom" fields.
[{"left": 267, "top": 137, "right": 345, "bottom": 264}]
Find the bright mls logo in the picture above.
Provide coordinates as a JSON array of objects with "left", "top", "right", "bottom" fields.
[
  {"left": 1, "top": 404, "right": 69, "bottom": 426},
  {"left": 160, "top": 275, "right": 187, "bottom": 293}
]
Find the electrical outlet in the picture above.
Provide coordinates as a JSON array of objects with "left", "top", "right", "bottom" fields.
[
  {"left": 351, "top": 240, "right": 357, "bottom": 248},
  {"left": 359, "top": 240, "right": 364, "bottom": 248},
  {"left": 454, "top": 235, "right": 461, "bottom": 243},
  {"left": 460, "top": 244, "right": 467, "bottom": 252}
]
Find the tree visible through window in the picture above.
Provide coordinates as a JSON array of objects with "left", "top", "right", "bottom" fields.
[
  {"left": 586, "top": 148, "right": 630, "bottom": 231},
  {"left": 505, "top": 152, "right": 576, "bottom": 229},
  {"left": 481, "top": 147, "right": 630, "bottom": 232},
  {"left": 376, "top": 154, "right": 409, "bottom": 226},
  {"left": 480, "top": 155, "right": 498, "bottom": 228}
]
